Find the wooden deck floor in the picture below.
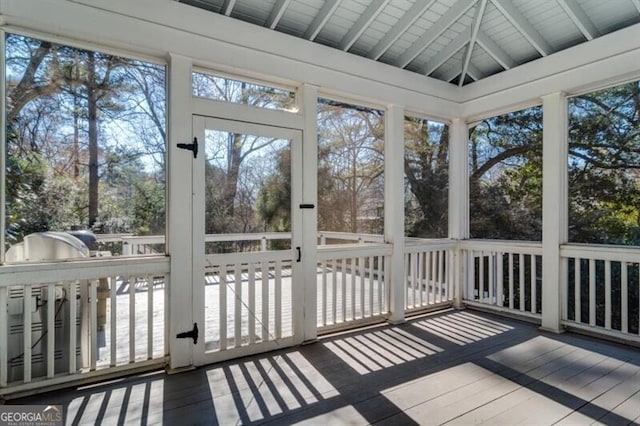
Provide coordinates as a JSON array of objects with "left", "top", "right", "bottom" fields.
[{"left": 10, "top": 309, "right": 640, "bottom": 425}]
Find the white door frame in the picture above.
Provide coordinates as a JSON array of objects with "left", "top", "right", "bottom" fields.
[{"left": 190, "top": 115, "right": 304, "bottom": 366}]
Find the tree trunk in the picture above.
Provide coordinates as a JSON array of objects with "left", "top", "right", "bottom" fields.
[
  {"left": 223, "top": 133, "right": 243, "bottom": 216},
  {"left": 87, "top": 52, "right": 99, "bottom": 228}
]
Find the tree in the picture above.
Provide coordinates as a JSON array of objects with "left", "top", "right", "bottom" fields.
[
  {"left": 317, "top": 99, "right": 384, "bottom": 234},
  {"left": 404, "top": 118, "right": 449, "bottom": 238},
  {"left": 5, "top": 33, "right": 167, "bottom": 251}
]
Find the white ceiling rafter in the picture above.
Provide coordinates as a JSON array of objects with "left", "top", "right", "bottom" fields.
[
  {"left": 420, "top": 30, "right": 469, "bottom": 76},
  {"left": 558, "top": 0, "right": 600, "bottom": 40},
  {"left": 221, "top": 0, "right": 236, "bottom": 16},
  {"left": 476, "top": 31, "right": 515, "bottom": 69},
  {"left": 393, "top": 0, "right": 476, "bottom": 68},
  {"left": 339, "top": 0, "right": 391, "bottom": 51},
  {"left": 179, "top": 0, "right": 640, "bottom": 86},
  {"left": 491, "top": 0, "right": 552, "bottom": 56},
  {"left": 466, "top": 63, "right": 484, "bottom": 81},
  {"left": 459, "top": 0, "right": 488, "bottom": 87},
  {"left": 266, "top": 0, "right": 292, "bottom": 30},
  {"left": 367, "top": 0, "right": 437, "bottom": 60},
  {"left": 304, "top": 0, "right": 342, "bottom": 41}
]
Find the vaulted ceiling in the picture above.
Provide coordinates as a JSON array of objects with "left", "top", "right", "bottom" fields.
[{"left": 178, "top": 0, "right": 640, "bottom": 86}]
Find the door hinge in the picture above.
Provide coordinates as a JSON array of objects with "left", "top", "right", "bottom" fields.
[
  {"left": 177, "top": 137, "right": 198, "bottom": 158},
  {"left": 176, "top": 322, "right": 199, "bottom": 344}
]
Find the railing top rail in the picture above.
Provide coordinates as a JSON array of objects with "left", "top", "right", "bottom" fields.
[
  {"left": 460, "top": 239, "right": 543, "bottom": 254},
  {"left": 317, "top": 231, "right": 384, "bottom": 243},
  {"left": 317, "top": 243, "right": 392, "bottom": 260},
  {"left": 0, "top": 256, "right": 170, "bottom": 286},
  {"left": 404, "top": 238, "right": 457, "bottom": 251},
  {"left": 561, "top": 243, "right": 640, "bottom": 262}
]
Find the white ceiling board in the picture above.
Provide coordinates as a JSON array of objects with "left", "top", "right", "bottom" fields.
[{"left": 171, "top": 0, "right": 640, "bottom": 86}]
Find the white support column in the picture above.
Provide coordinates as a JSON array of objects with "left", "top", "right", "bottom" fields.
[
  {"left": 168, "top": 54, "right": 194, "bottom": 369},
  {"left": 300, "top": 83, "right": 318, "bottom": 342},
  {"left": 449, "top": 118, "right": 469, "bottom": 309},
  {"left": 541, "top": 92, "right": 568, "bottom": 333},
  {"left": 385, "top": 104, "right": 405, "bottom": 324},
  {"left": 0, "top": 29, "right": 6, "bottom": 264}
]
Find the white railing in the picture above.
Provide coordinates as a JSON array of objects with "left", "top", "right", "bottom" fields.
[
  {"left": 404, "top": 239, "right": 457, "bottom": 312},
  {"left": 317, "top": 243, "right": 391, "bottom": 333},
  {"left": 460, "top": 240, "right": 542, "bottom": 320},
  {"left": 203, "top": 250, "right": 294, "bottom": 352},
  {"left": 98, "top": 231, "right": 387, "bottom": 257},
  {"left": 561, "top": 244, "right": 640, "bottom": 342},
  {"left": 0, "top": 257, "right": 169, "bottom": 396}
]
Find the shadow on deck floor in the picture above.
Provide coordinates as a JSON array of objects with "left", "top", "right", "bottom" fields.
[{"left": 10, "top": 309, "right": 640, "bottom": 425}]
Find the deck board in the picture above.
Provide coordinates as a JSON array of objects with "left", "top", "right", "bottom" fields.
[{"left": 10, "top": 310, "right": 640, "bottom": 425}]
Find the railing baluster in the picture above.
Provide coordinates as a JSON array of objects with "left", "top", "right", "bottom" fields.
[
  {"left": 128, "top": 277, "right": 135, "bottom": 363},
  {"left": 410, "top": 253, "right": 417, "bottom": 308},
  {"left": 417, "top": 252, "right": 423, "bottom": 307},
  {"left": 438, "top": 250, "right": 444, "bottom": 303},
  {"left": 69, "top": 282, "right": 77, "bottom": 373},
  {"left": 234, "top": 263, "right": 242, "bottom": 348},
  {"left": 425, "top": 251, "right": 431, "bottom": 305},
  {"left": 508, "top": 253, "right": 514, "bottom": 310},
  {"left": 147, "top": 275, "right": 154, "bottom": 359},
  {"left": 261, "top": 261, "right": 269, "bottom": 342},
  {"left": 164, "top": 273, "right": 170, "bottom": 356},
  {"left": 359, "top": 256, "right": 365, "bottom": 319},
  {"left": 531, "top": 255, "right": 537, "bottom": 315},
  {"left": 605, "top": 260, "right": 611, "bottom": 330},
  {"left": 468, "top": 251, "right": 475, "bottom": 301},
  {"left": 321, "top": 260, "right": 327, "bottom": 326},
  {"left": 0, "top": 286, "right": 8, "bottom": 386},
  {"left": 351, "top": 257, "right": 356, "bottom": 321},
  {"left": 110, "top": 276, "right": 117, "bottom": 366},
  {"left": 497, "top": 252, "right": 504, "bottom": 307},
  {"left": 221, "top": 265, "right": 228, "bottom": 349},
  {"left": 275, "top": 260, "right": 282, "bottom": 339},
  {"left": 589, "top": 258, "right": 596, "bottom": 327},
  {"left": 574, "top": 258, "right": 580, "bottom": 323},
  {"left": 332, "top": 259, "right": 337, "bottom": 323},
  {"left": 621, "top": 262, "right": 628, "bottom": 333},
  {"left": 378, "top": 255, "right": 383, "bottom": 314},
  {"left": 368, "top": 256, "right": 374, "bottom": 316},
  {"left": 404, "top": 253, "right": 410, "bottom": 309},
  {"left": 23, "top": 285, "right": 32, "bottom": 383},
  {"left": 479, "top": 251, "right": 485, "bottom": 304},
  {"left": 519, "top": 253, "right": 525, "bottom": 312},
  {"left": 47, "top": 283, "right": 56, "bottom": 378},
  {"left": 90, "top": 280, "right": 98, "bottom": 370},
  {"left": 488, "top": 253, "right": 494, "bottom": 305},
  {"left": 341, "top": 258, "right": 347, "bottom": 322},
  {"left": 249, "top": 263, "right": 256, "bottom": 344}
]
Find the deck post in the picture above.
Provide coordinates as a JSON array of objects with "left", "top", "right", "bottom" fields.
[
  {"left": 168, "top": 54, "right": 195, "bottom": 369},
  {"left": 449, "top": 118, "right": 469, "bottom": 309},
  {"left": 541, "top": 92, "right": 568, "bottom": 333},
  {"left": 300, "top": 83, "right": 319, "bottom": 342},
  {"left": 385, "top": 104, "right": 405, "bottom": 324}
]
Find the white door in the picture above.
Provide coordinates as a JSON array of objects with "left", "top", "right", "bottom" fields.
[{"left": 190, "top": 116, "right": 304, "bottom": 366}]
